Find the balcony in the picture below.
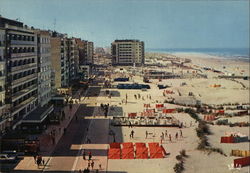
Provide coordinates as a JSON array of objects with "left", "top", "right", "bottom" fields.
[
  {"left": 12, "top": 96, "right": 37, "bottom": 115},
  {"left": 12, "top": 73, "right": 37, "bottom": 86},
  {"left": 12, "top": 85, "right": 37, "bottom": 101},
  {"left": 11, "top": 40, "right": 35, "bottom": 45},
  {"left": 11, "top": 63, "right": 37, "bottom": 73},
  {"left": 11, "top": 52, "right": 36, "bottom": 58}
]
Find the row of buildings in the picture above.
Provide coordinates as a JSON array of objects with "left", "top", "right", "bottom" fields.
[{"left": 0, "top": 16, "right": 94, "bottom": 134}]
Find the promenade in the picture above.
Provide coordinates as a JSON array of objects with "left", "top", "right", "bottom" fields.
[{"left": 13, "top": 88, "right": 84, "bottom": 172}]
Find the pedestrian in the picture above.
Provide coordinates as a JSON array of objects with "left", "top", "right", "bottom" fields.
[
  {"left": 169, "top": 134, "right": 172, "bottom": 142},
  {"left": 99, "top": 164, "right": 102, "bottom": 170},
  {"left": 91, "top": 160, "right": 94, "bottom": 170},
  {"left": 83, "top": 149, "right": 86, "bottom": 160},
  {"left": 96, "top": 169, "right": 99, "bottom": 173},
  {"left": 87, "top": 138, "right": 91, "bottom": 144},
  {"left": 88, "top": 162, "right": 91, "bottom": 169},
  {"left": 161, "top": 132, "right": 164, "bottom": 140},
  {"left": 88, "top": 151, "right": 92, "bottom": 160},
  {"left": 37, "top": 155, "right": 42, "bottom": 168},
  {"left": 42, "top": 159, "right": 45, "bottom": 166},
  {"left": 190, "top": 121, "right": 192, "bottom": 127},
  {"left": 33, "top": 154, "right": 37, "bottom": 163},
  {"left": 129, "top": 121, "right": 132, "bottom": 128},
  {"left": 160, "top": 135, "right": 163, "bottom": 144},
  {"left": 175, "top": 132, "right": 178, "bottom": 140},
  {"left": 131, "top": 130, "right": 135, "bottom": 138},
  {"left": 145, "top": 130, "right": 148, "bottom": 139},
  {"left": 79, "top": 169, "right": 82, "bottom": 173},
  {"left": 165, "top": 130, "right": 168, "bottom": 138},
  {"left": 180, "top": 130, "right": 183, "bottom": 137}
]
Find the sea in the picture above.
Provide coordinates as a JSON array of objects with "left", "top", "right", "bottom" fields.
[{"left": 146, "top": 48, "right": 249, "bottom": 61}]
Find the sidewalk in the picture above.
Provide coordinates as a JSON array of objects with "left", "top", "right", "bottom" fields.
[
  {"left": 72, "top": 88, "right": 110, "bottom": 172},
  {"left": 14, "top": 89, "right": 84, "bottom": 172}
]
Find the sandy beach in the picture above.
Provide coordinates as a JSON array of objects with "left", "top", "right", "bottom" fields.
[{"left": 105, "top": 52, "right": 249, "bottom": 173}]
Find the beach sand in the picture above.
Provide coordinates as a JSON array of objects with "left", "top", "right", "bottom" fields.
[{"left": 106, "top": 52, "right": 249, "bottom": 173}]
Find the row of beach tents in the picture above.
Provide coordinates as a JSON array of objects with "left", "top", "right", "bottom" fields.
[{"left": 108, "top": 142, "right": 167, "bottom": 159}]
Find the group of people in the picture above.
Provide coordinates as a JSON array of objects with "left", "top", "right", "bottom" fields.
[
  {"left": 160, "top": 129, "right": 183, "bottom": 144},
  {"left": 33, "top": 154, "right": 44, "bottom": 168},
  {"left": 144, "top": 129, "right": 183, "bottom": 143},
  {"left": 100, "top": 103, "right": 109, "bottom": 117},
  {"left": 134, "top": 94, "right": 152, "bottom": 100},
  {"left": 80, "top": 149, "right": 101, "bottom": 173}
]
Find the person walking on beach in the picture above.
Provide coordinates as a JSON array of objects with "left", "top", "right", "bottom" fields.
[
  {"left": 160, "top": 134, "right": 164, "bottom": 144},
  {"left": 175, "top": 132, "right": 178, "bottom": 140},
  {"left": 165, "top": 130, "right": 168, "bottom": 138},
  {"left": 180, "top": 130, "right": 183, "bottom": 138},
  {"left": 91, "top": 160, "right": 94, "bottom": 170},
  {"left": 169, "top": 134, "right": 172, "bottom": 142},
  {"left": 131, "top": 130, "right": 135, "bottom": 138},
  {"left": 129, "top": 121, "right": 132, "bottom": 128},
  {"left": 161, "top": 132, "right": 164, "bottom": 140},
  {"left": 145, "top": 130, "right": 148, "bottom": 139}
]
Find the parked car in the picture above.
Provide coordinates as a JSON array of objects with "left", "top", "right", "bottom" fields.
[
  {"left": 0, "top": 154, "right": 18, "bottom": 163},
  {"left": 2, "top": 150, "right": 24, "bottom": 159}
]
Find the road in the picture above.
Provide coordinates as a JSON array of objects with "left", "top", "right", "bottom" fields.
[{"left": 43, "top": 86, "right": 102, "bottom": 172}]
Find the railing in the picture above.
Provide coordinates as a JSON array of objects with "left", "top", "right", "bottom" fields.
[
  {"left": 11, "top": 63, "right": 37, "bottom": 73},
  {"left": 12, "top": 73, "right": 37, "bottom": 86},
  {"left": 12, "top": 96, "right": 36, "bottom": 113},
  {"left": 11, "top": 52, "right": 36, "bottom": 58},
  {"left": 11, "top": 40, "right": 35, "bottom": 45},
  {"left": 12, "top": 85, "right": 37, "bottom": 101}
]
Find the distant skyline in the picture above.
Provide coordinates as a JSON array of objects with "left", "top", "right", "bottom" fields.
[{"left": 0, "top": 0, "right": 249, "bottom": 49}]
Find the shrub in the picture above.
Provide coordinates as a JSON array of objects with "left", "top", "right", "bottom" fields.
[
  {"left": 176, "top": 155, "right": 183, "bottom": 161},
  {"left": 180, "top": 149, "right": 188, "bottom": 158},
  {"left": 174, "top": 161, "right": 184, "bottom": 173}
]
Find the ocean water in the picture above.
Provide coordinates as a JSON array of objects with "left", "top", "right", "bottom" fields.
[{"left": 147, "top": 48, "right": 249, "bottom": 60}]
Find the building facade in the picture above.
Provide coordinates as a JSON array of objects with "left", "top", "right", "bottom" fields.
[
  {"left": 36, "top": 30, "right": 52, "bottom": 107},
  {"left": 67, "top": 38, "right": 79, "bottom": 81},
  {"left": 50, "top": 33, "right": 69, "bottom": 90},
  {"left": 0, "top": 27, "right": 7, "bottom": 133},
  {"left": 111, "top": 39, "right": 144, "bottom": 66},
  {"left": 1, "top": 17, "right": 38, "bottom": 129},
  {"left": 86, "top": 41, "right": 94, "bottom": 65}
]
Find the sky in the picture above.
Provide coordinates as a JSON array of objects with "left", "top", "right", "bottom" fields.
[{"left": 0, "top": 0, "right": 249, "bottom": 49}]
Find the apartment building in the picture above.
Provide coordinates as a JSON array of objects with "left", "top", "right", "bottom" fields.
[
  {"left": 36, "top": 30, "right": 52, "bottom": 106},
  {"left": 0, "top": 27, "right": 8, "bottom": 133},
  {"left": 1, "top": 17, "right": 38, "bottom": 129},
  {"left": 79, "top": 40, "right": 94, "bottom": 65},
  {"left": 67, "top": 38, "right": 79, "bottom": 81},
  {"left": 50, "top": 32, "right": 69, "bottom": 90},
  {"left": 111, "top": 39, "right": 144, "bottom": 66},
  {"left": 86, "top": 41, "right": 94, "bottom": 65}
]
